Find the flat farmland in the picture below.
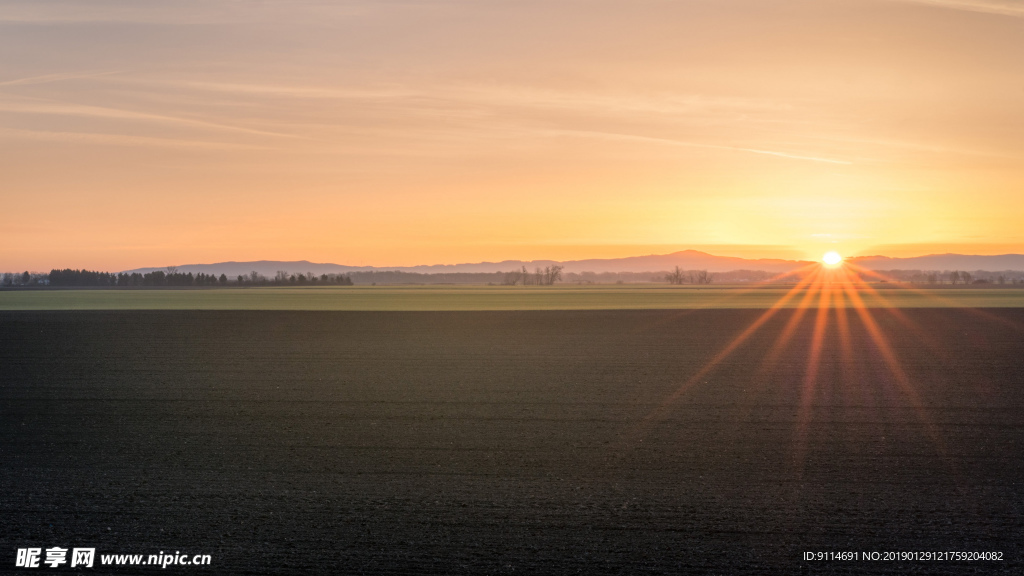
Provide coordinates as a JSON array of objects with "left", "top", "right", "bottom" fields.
[
  {"left": 2, "top": 309, "right": 1023, "bottom": 574},
  {"left": 3, "top": 285, "right": 1024, "bottom": 310}
]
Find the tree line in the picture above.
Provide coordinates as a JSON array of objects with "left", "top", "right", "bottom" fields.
[
  {"left": 2, "top": 271, "right": 47, "bottom": 286},
  {"left": 665, "top": 266, "right": 713, "bottom": 285},
  {"left": 39, "top": 268, "right": 353, "bottom": 287},
  {"left": 501, "top": 265, "right": 563, "bottom": 286},
  {"left": 244, "top": 271, "right": 354, "bottom": 286},
  {"left": 880, "top": 269, "right": 1024, "bottom": 285},
  {"left": 6, "top": 266, "right": 1023, "bottom": 288}
]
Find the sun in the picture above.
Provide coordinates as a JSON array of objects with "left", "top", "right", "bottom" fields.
[{"left": 822, "top": 251, "right": 843, "bottom": 267}]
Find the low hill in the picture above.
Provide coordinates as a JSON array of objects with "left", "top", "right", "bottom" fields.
[
  {"left": 121, "top": 250, "right": 1024, "bottom": 277},
  {"left": 121, "top": 251, "right": 814, "bottom": 276}
]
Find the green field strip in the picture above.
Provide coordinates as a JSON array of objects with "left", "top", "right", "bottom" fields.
[{"left": 3, "top": 285, "right": 1024, "bottom": 310}]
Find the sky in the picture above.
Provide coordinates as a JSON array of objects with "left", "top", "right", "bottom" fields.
[{"left": 2, "top": 0, "right": 1023, "bottom": 271}]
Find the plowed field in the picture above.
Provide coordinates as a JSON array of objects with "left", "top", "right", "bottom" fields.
[{"left": 2, "top": 310, "right": 1022, "bottom": 574}]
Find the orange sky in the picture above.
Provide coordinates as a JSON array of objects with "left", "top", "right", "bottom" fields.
[{"left": 2, "top": 0, "right": 1023, "bottom": 271}]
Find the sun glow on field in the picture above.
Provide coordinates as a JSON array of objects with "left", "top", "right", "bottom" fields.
[{"left": 641, "top": 258, "right": 956, "bottom": 478}]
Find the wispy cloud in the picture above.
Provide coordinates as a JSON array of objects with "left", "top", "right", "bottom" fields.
[
  {"left": 549, "top": 129, "right": 853, "bottom": 165},
  {"left": 0, "top": 127, "right": 273, "bottom": 150},
  {"left": 160, "top": 79, "right": 814, "bottom": 155},
  {"left": 179, "top": 81, "right": 415, "bottom": 101},
  {"left": 0, "top": 95, "right": 302, "bottom": 139},
  {"left": 0, "top": 71, "right": 120, "bottom": 87},
  {"left": 177, "top": 79, "right": 794, "bottom": 121},
  {"left": 0, "top": 0, "right": 372, "bottom": 24},
  {"left": 888, "top": 0, "right": 1024, "bottom": 17}
]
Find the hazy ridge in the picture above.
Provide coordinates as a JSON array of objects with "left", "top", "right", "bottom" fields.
[{"left": 121, "top": 250, "right": 1024, "bottom": 276}]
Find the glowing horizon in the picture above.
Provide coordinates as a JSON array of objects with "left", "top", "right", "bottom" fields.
[
  {"left": 2, "top": 1, "right": 1023, "bottom": 271},
  {"left": 633, "top": 259, "right": 976, "bottom": 475}
]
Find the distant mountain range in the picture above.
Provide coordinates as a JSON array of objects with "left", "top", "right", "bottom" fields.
[
  {"left": 121, "top": 250, "right": 1024, "bottom": 276},
  {"left": 848, "top": 253, "right": 1024, "bottom": 271}
]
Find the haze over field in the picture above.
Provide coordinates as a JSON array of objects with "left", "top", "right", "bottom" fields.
[
  {"left": 120, "top": 251, "right": 1024, "bottom": 277},
  {"left": 2, "top": 0, "right": 1023, "bottom": 271}
]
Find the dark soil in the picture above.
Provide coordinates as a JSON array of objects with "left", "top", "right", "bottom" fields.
[{"left": 2, "top": 310, "right": 1022, "bottom": 574}]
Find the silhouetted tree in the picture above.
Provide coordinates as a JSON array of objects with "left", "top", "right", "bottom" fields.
[
  {"left": 48, "top": 269, "right": 116, "bottom": 286},
  {"left": 502, "top": 269, "right": 523, "bottom": 285},
  {"left": 143, "top": 271, "right": 166, "bottom": 286},
  {"left": 542, "top": 265, "right": 563, "bottom": 285}
]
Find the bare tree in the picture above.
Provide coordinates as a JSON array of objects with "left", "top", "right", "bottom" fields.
[
  {"left": 547, "top": 265, "right": 563, "bottom": 285},
  {"left": 950, "top": 271, "right": 961, "bottom": 285},
  {"left": 537, "top": 265, "right": 562, "bottom": 285},
  {"left": 666, "top": 266, "right": 685, "bottom": 285},
  {"left": 694, "top": 270, "right": 712, "bottom": 285}
]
